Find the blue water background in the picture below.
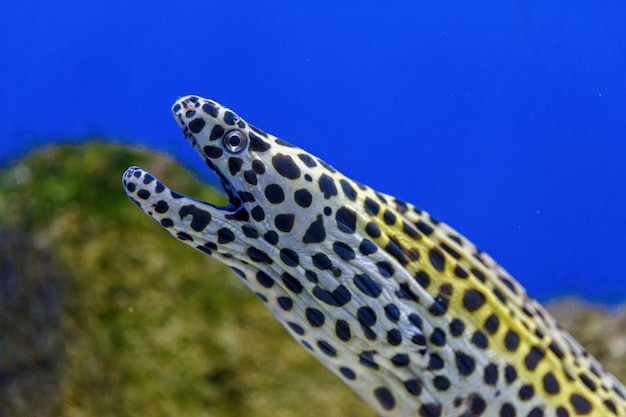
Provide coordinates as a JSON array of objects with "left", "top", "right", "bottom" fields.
[{"left": 1, "top": 1, "right": 625, "bottom": 303}]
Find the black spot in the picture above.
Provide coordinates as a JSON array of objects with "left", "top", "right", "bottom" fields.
[
  {"left": 339, "top": 366, "right": 355, "bottom": 380},
  {"left": 359, "top": 239, "right": 378, "bottom": 255},
  {"left": 137, "top": 189, "right": 150, "bottom": 199},
  {"left": 323, "top": 206, "right": 331, "bottom": 215},
  {"left": 449, "top": 319, "right": 465, "bottom": 337},
  {"left": 264, "top": 230, "right": 278, "bottom": 245},
  {"left": 226, "top": 208, "right": 249, "bottom": 222},
  {"left": 339, "top": 179, "right": 357, "bottom": 201},
  {"left": 462, "top": 289, "right": 486, "bottom": 312},
  {"left": 217, "top": 227, "right": 235, "bottom": 244},
  {"left": 528, "top": 407, "right": 544, "bottom": 417},
  {"left": 484, "top": 363, "right": 498, "bottom": 385},
  {"left": 549, "top": 341, "right": 565, "bottom": 359},
  {"left": 383, "top": 210, "right": 396, "bottom": 225},
  {"left": 414, "top": 270, "right": 430, "bottom": 289},
  {"left": 352, "top": 274, "right": 382, "bottom": 299},
  {"left": 142, "top": 173, "right": 155, "bottom": 184},
  {"left": 228, "top": 157, "right": 243, "bottom": 175},
  {"left": 393, "top": 306, "right": 416, "bottom": 327},
  {"left": 188, "top": 117, "right": 206, "bottom": 133},
  {"left": 455, "top": 351, "right": 476, "bottom": 376},
  {"left": 317, "top": 340, "right": 337, "bottom": 357},
  {"left": 247, "top": 247, "right": 273, "bottom": 264},
  {"left": 271, "top": 154, "right": 301, "bottom": 179},
  {"left": 282, "top": 273, "right": 303, "bottom": 293},
  {"left": 357, "top": 306, "right": 377, "bottom": 327},
  {"left": 428, "top": 297, "right": 448, "bottom": 316},
  {"left": 454, "top": 265, "right": 469, "bottom": 278},
  {"left": 469, "top": 395, "right": 487, "bottom": 415},
  {"left": 265, "top": 184, "right": 285, "bottom": 204},
  {"left": 312, "top": 252, "right": 333, "bottom": 270},
  {"left": 251, "top": 205, "right": 265, "bottom": 221},
  {"left": 524, "top": 346, "right": 545, "bottom": 371},
  {"left": 440, "top": 243, "right": 460, "bottom": 259},
  {"left": 397, "top": 284, "right": 420, "bottom": 304},
  {"left": 202, "top": 101, "right": 218, "bottom": 117},
  {"left": 209, "top": 124, "right": 224, "bottom": 141},
  {"left": 274, "top": 213, "right": 295, "bottom": 232},
  {"left": 404, "top": 379, "right": 422, "bottom": 396},
  {"left": 294, "top": 188, "right": 313, "bottom": 207},
  {"left": 385, "top": 237, "right": 408, "bottom": 265},
  {"left": 331, "top": 241, "right": 355, "bottom": 260},
  {"left": 160, "top": 218, "right": 173, "bottom": 227},
  {"left": 312, "top": 284, "right": 351, "bottom": 307},
  {"left": 298, "top": 153, "right": 317, "bottom": 167},
  {"left": 304, "top": 270, "right": 318, "bottom": 283},
  {"left": 203, "top": 145, "right": 223, "bottom": 159},
  {"left": 483, "top": 313, "right": 500, "bottom": 335},
  {"left": 391, "top": 353, "right": 410, "bottom": 367},
  {"left": 579, "top": 373, "right": 597, "bottom": 392},
  {"left": 252, "top": 159, "right": 265, "bottom": 174},
  {"left": 242, "top": 225, "right": 258, "bottom": 238},
  {"left": 419, "top": 403, "right": 442, "bottom": 417},
  {"left": 239, "top": 191, "right": 255, "bottom": 202},
  {"left": 499, "top": 403, "right": 515, "bottom": 417},
  {"left": 176, "top": 232, "right": 193, "bottom": 241},
  {"left": 364, "top": 197, "right": 380, "bottom": 215},
  {"left": 430, "top": 328, "right": 446, "bottom": 346},
  {"left": 335, "top": 207, "right": 357, "bottom": 234},
  {"left": 277, "top": 296, "right": 293, "bottom": 311},
  {"left": 471, "top": 330, "right": 489, "bottom": 349},
  {"left": 504, "top": 329, "right": 520, "bottom": 352},
  {"left": 305, "top": 308, "right": 325, "bottom": 327},
  {"left": 223, "top": 111, "right": 236, "bottom": 125},
  {"left": 429, "top": 248, "right": 446, "bottom": 272},
  {"left": 359, "top": 351, "right": 379, "bottom": 370},
  {"left": 433, "top": 375, "right": 450, "bottom": 391},
  {"left": 179, "top": 205, "right": 212, "bottom": 232},
  {"left": 518, "top": 384, "right": 534, "bottom": 400},
  {"left": 543, "top": 371, "right": 560, "bottom": 395},
  {"left": 505, "top": 365, "right": 517, "bottom": 384},
  {"left": 403, "top": 221, "right": 421, "bottom": 240},
  {"left": 427, "top": 353, "right": 444, "bottom": 371},
  {"left": 415, "top": 220, "right": 434, "bottom": 235},
  {"left": 249, "top": 131, "right": 271, "bottom": 152},
  {"left": 384, "top": 304, "right": 400, "bottom": 322},
  {"left": 125, "top": 182, "right": 136, "bottom": 193},
  {"left": 302, "top": 215, "right": 326, "bottom": 244},
  {"left": 376, "top": 261, "right": 394, "bottom": 277},
  {"left": 154, "top": 200, "right": 169, "bottom": 214},
  {"left": 279, "top": 248, "right": 299, "bottom": 266},
  {"left": 318, "top": 174, "right": 338, "bottom": 199},
  {"left": 287, "top": 322, "right": 304, "bottom": 335},
  {"left": 374, "top": 386, "right": 396, "bottom": 410},
  {"left": 243, "top": 170, "right": 257, "bottom": 185},
  {"left": 335, "top": 319, "right": 352, "bottom": 341},
  {"left": 365, "top": 222, "right": 381, "bottom": 238},
  {"left": 471, "top": 268, "right": 486, "bottom": 282}
]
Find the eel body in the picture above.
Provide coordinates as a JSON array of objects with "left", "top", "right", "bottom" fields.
[{"left": 123, "top": 95, "right": 625, "bottom": 417}]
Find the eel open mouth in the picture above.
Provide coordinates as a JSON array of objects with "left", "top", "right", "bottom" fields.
[{"left": 171, "top": 99, "right": 242, "bottom": 212}]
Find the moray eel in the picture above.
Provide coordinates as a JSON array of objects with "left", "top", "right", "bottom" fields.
[{"left": 122, "top": 95, "right": 625, "bottom": 417}]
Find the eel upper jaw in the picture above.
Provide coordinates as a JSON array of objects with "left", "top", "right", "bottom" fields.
[{"left": 175, "top": 114, "right": 242, "bottom": 212}]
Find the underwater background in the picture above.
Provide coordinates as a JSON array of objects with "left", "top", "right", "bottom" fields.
[{"left": 1, "top": 1, "right": 626, "bottom": 416}]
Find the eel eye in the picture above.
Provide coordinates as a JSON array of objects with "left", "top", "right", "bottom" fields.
[{"left": 223, "top": 130, "right": 247, "bottom": 153}]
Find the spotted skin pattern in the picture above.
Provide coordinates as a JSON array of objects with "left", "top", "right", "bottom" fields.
[{"left": 123, "top": 95, "right": 625, "bottom": 417}]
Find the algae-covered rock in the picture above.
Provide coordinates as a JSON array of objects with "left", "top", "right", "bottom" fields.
[{"left": 0, "top": 144, "right": 369, "bottom": 417}]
